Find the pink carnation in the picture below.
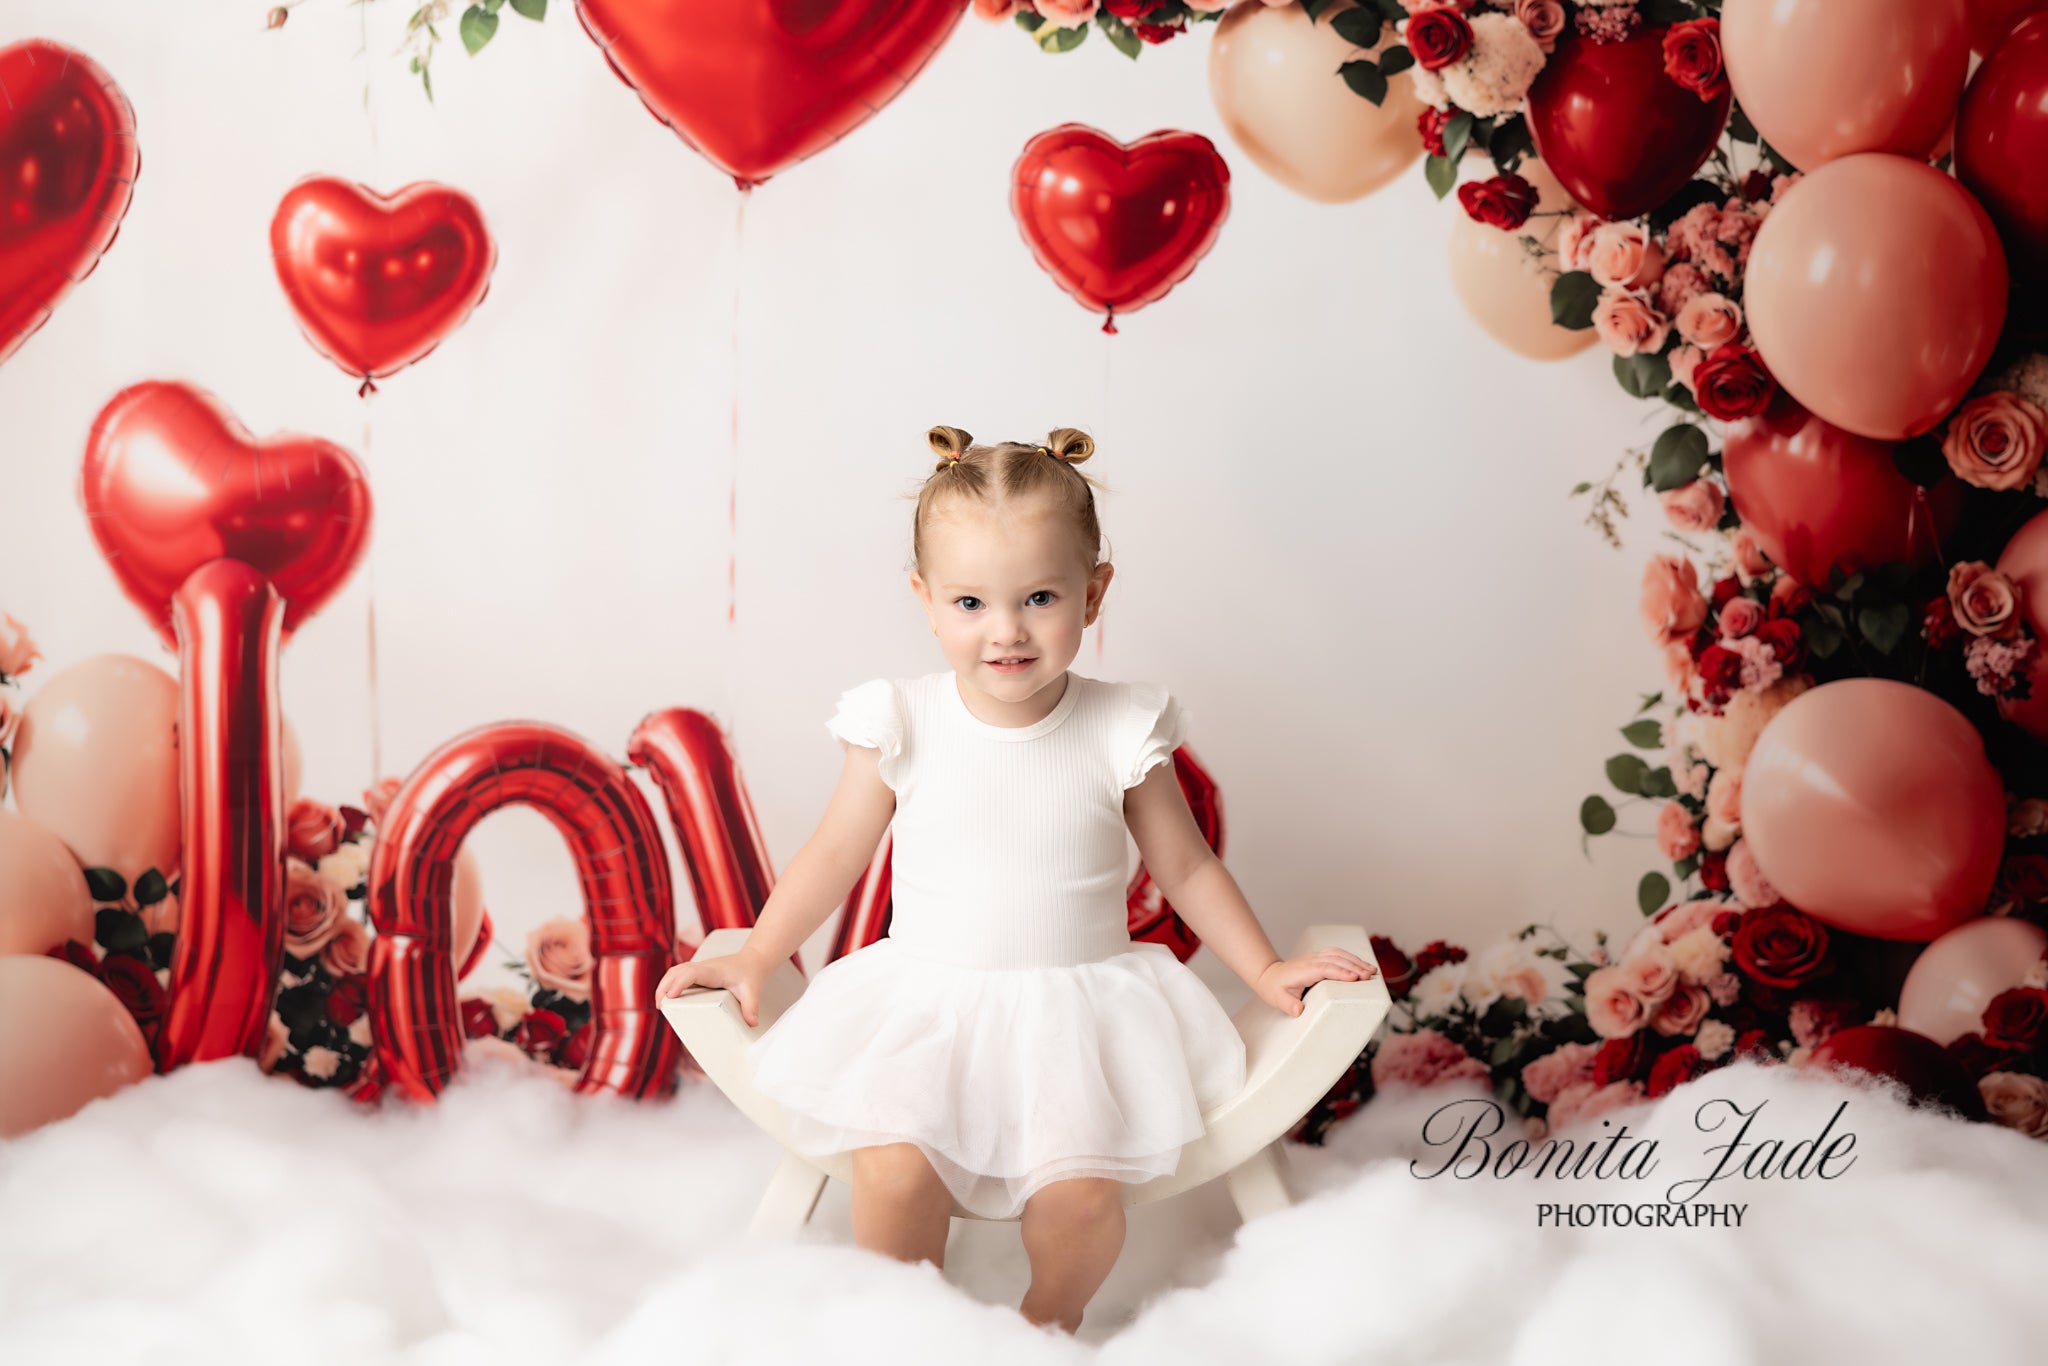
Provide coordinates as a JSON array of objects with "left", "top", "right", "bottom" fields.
[
  {"left": 1371, "top": 1027, "right": 1492, "bottom": 1089},
  {"left": 1548, "top": 1079, "right": 1646, "bottom": 1131},
  {"left": 1521, "top": 1040, "right": 1599, "bottom": 1103},
  {"left": 1656, "top": 262, "right": 1709, "bottom": 318},
  {"left": 1656, "top": 799, "right": 1701, "bottom": 860},
  {"left": 1726, "top": 837, "right": 1780, "bottom": 909}
]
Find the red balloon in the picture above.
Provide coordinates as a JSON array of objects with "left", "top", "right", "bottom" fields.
[
  {"left": 1957, "top": 13, "right": 2048, "bottom": 282},
  {"left": 0, "top": 39, "right": 139, "bottom": 366},
  {"left": 828, "top": 827, "right": 896, "bottom": 962},
  {"left": 270, "top": 177, "right": 496, "bottom": 393},
  {"left": 575, "top": 0, "right": 968, "bottom": 190},
  {"left": 158, "top": 560, "right": 287, "bottom": 1071},
  {"left": 1970, "top": 0, "right": 2048, "bottom": 52},
  {"left": 1800, "top": 1024, "right": 1987, "bottom": 1120},
  {"left": 368, "top": 723, "right": 683, "bottom": 1102},
  {"left": 1011, "top": 124, "right": 1232, "bottom": 334},
  {"left": 627, "top": 708, "right": 778, "bottom": 937},
  {"left": 80, "top": 380, "right": 373, "bottom": 651},
  {"left": 1721, "top": 392, "right": 1960, "bottom": 589},
  {"left": 1526, "top": 26, "right": 1730, "bottom": 221}
]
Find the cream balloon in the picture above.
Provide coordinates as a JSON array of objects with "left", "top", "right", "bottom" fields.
[
  {"left": 0, "top": 955, "right": 156, "bottom": 1137},
  {"left": 1897, "top": 916, "right": 2048, "bottom": 1045},
  {"left": 454, "top": 845, "right": 485, "bottom": 970},
  {"left": 1445, "top": 157, "right": 1599, "bottom": 362},
  {"left": 0, "top": 809, "right": 94, "bottom": 956},
  {"left": 1209, "top": 0, "right": 1424, "bottom": 204},
  {"left": 282, "top": 713, "right": 303, "bottom": 806},
  {"left": 9, "top": 655, "right": 181, "bottom": 882}
]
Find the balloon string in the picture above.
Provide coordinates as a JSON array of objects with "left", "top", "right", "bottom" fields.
[
  {"left": 1096, "top": 325, "right": 1111, "bottom": 663},
  {"left": 725, "top": 189, "right": 748, "bottom": 727},
  {"left": 360, "top": 0, "right": 383, "bottom": 783}
]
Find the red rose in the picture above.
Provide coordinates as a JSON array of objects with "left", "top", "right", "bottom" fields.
[
  {"left": 1768, "top": 582, "right": 1812, "bottom": 619},
  {"left": 1946, "top": 1030, "right": 2022, "bottom": 1079},
  {"left": 1133, "top": 19, "right": 1182, "bottom": 43},
  {"left": 516, "top": 1006, "right": 568, "bottom": 1060},
  {"left": 1740, "top": 168, "right": 1774, "bottom": 203},
  {"left": 1417, "top": 107, "right": 1451, "bottom": 157},
  {"left": 1647, "top": 1043, "right": 1705, "bottom": 1098},
  {"left": 325, "top": 972, "right": 369, "bottom": 1027},
  {"left": 1457, "top": 173, "right": 1537, "bottom": 231},
  {"left": 1661, "top": 18, "right": 1725, "bottom": 101},
  {"left": 1731, "top": 905, "right": 1832, "bottom": 988},
  {"left": 1712, "top": 909, "right": 1742, "bottom": 937},
  {"left": 1371, "top": 934, "right": 1416, "bottom": 999},
  {"left": 1593, "top": 1033, "right": 1651, "bottom": 1085},
  {"left": 47, "top": 938, "right": 99, "bottom": 973},
  {"left": 1692, "top": 344, "right": 1776, "bottom": 421},
  {"left": 1995, "top": 855, "right": 2048, "bottom": 911},
  {"left": 558, "top": 1023, "right": 593, "bottom": 1070},
  {"left": 1412, "top": 939, "right": 1469, "bottom": 976},
  {"left": 1696, "top": 642, "right": 1744, "bottom": 698},
  {"left": 1924, "top": 596, "right": 1962, "bottom": 650},
  {"left": 286, "top": 798, "right": 346, "bottom": 863},
  {"left": 460, "top": 996, "right": 502, "bottom": 1039},
  {"left": 1710, "top": 575, "right": 1742, "bottom": 608},
  {"left": 1984, "top": 986, "right": 2048, "bottom": 1051},
  {"left": 1699, "top": 849, "right": 1730, "bottom": 891},
  {"left": 1732, "top": 1027, "right": 1772, "bottom": 1061},
  {"left": 339, "top": 804, "right": 370, "bottom": 840},
  {"left": 1753, "top": 617, "right": 1805, "bottom": 673},
  {"left": 1103, "top": 0, "right": 1164, "bottom": 15},
  {"left": 98, "top": 953, "right": 167, "bottom": 1026},
  {"left": 1407, "top": 7, "right": 1474, "bottom": 70}
]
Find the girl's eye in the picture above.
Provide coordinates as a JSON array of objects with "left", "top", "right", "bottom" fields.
[
  {"left": 955, "top": 596, "right": 982, "bottom": 612},
  {"left": 1029, "top": 591, "right": 1056, "bottom": 607}
]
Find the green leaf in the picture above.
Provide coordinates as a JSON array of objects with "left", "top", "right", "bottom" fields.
[
  {"left": 422, "top": 64, "right": 434, "bottom": 101},
  {"left": 1370, "top": 0, "right": 1408, "bottom": 19},
  {"left": 1580, "top": 794, "right": 1617, "bottom": 835},
  {"left": 483, "top": 0, "right": 504, "bottom": 12},
  {"left": 1424, "top": 152, "right": 1458, "bottom": 198},
  {"left": 1859, "top": 600, "right": 1911, "bottom": 654},
  {"left": 1638, "top": 872, "right": 1672, "bottom": 915},
  {"left": 1015, "top": 8, "right": 1046, "bottom": 30},
  {"left": 1640, "top": 766, "right": 1677, "bottom": 799},
  {"left": 1442, "top": 110, "right": 1475, "bottom": 165},
  {"left": 461, "top": 6, "right": 498, "bottom": 53},
  {"left": 134, "top": 868, "right": 169, "bottom": 908},
  {"left": 1606, "top": 753, "right": 1650, "bottom": 794},
  {"left": 1096, "top": 10, "right": 1141, "bottom": 59},
  {"left": 1648, "top": 424, "right": 1710, "bottom": 492},
  {"left": 1036, "top": 20, "right": 1088, "bottom": 52},
  {"left": 1674, "top": 853, "right": 1700, "bottom": 880},
  {"left": 95, "top": 907, "right": 148, "bottom": 954},
  {"left": 1488, "top": 115, "right": 1533, "bottom": 172},
  {"left": 1340, "top": 58, "right": 1388, "bottom": 105},
  {"left": 84, "top": 867, "right": 127, "bottom": 903},
  {"left": 1637, "top": 691, "right": 1664, "bottom": 715},
  {"left": 1641, "top": 0, "right": 1694, "bottom": 24},
  {"left": 1614, "top": 353, "right": 1673, "bottom": 400},
  {"left": 1729, "top": 105, "right": 1759, "bottom": 145},
  {"left": 510, "top": 0, "right": 546, "bottom": 17},
  {"left": 1490, "top": 1035, "right": 1522, "bottom": 1065},
  {"left": 1664, "top": 383, "right": 1701, "bottom": 414},
  {"left": 1549, "top": 271, "right": 1599, "bottom": 329},
  {"left": 1301, "top": 0, "right": 1334, "bottom": 18},
  {"left": 1570, "top": 480, "right": 1593, "bottom": 496},
  {"left": 1378, "top": 45, "right": 1415, "bottom": 78},
  {"left": 1330, "top": 7, "right": 1382, "bottom": 47},
  {"left": 1621, "top": 719, "right": 1663, "bottom": 749},
  {"left": 1806, "top": 614, "right": 1845, "bottom": 659}
]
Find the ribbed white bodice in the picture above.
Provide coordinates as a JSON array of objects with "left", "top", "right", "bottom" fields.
[{"left": 826, "top": 670, "right": 1187, "bottom": 970}]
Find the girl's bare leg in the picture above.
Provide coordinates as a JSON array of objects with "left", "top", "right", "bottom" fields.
[
  {"left": 850, "top": 1142, "right": 953, "bottom": 1268},
  {"left": 1018, "top": 1177, "right": 1125, "bottom": 1334}
]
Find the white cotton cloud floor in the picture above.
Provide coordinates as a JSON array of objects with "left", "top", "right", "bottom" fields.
[{"left": 3, "top": 1052, "right": 2047, "bottom": 1366}]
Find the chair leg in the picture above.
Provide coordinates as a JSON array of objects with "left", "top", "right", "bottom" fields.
[
  {"left": 750, "top": 1151, "right": 831, "bottom": 1237},
  {"left": 1225, "top": 1139, "right": 1294, "bottom": 1224}
]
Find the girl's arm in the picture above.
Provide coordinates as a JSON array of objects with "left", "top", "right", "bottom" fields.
[
  {"left": 735, "top": 742, "right": 896, "bottom": 968},
  {"left": 1124, "top": 763, "right": 1375, "bottom": 1015}
]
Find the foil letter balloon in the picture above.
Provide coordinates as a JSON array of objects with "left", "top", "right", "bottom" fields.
[
  {"left": 1011, "top": 124, "right": 1232, "bottom": 334},
  {"left": 367, "top": 723, "right": 683, "bottom": 1101},
  {"left": 0, "top": 39, "right": 139, "bottom": 365},
  {"left": 270, "top": 177, "right": 496, "bottom": 393},
  {"left": 627, "top": 709, "right": 778, "bottom": 938},
  {"left": 574, "top": 0, "right": 969, "bottom": 189}
]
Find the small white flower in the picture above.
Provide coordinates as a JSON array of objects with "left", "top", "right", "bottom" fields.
[
  {"left": 1411, "top": 962, "right": 1468, "bottom": 1019},
  {"left": 1694, "top": 1019, "right": 1734, "bottom": 1061}
]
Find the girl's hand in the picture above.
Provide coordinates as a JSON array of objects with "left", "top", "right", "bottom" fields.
[
  {"left": 1255, "top": 949, "right": 1378, "bottom": 1017},
  {"left": 654, "top": 949, "right": 776, "bottom": 1027}
]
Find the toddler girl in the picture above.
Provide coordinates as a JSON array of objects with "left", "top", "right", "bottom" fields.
[{"left": 655, "top": 424, "right": 1375, "bottom": 1334}]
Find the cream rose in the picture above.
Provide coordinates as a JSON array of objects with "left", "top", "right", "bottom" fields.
[
  {"left": 1981, "top": 1071, "right": 2048, "bottom": 1138},
  {"left": 1587, "top": 222, "right": 1667, "bottom": 291},
  {"left": 526, "top": 916, "right": 594, "bottom": 1002},
  {"left": 1650, "top": 981, "right": 1710, "bottom": 1036},
  {"left": 1675, "top": 292, "right": 1742, "bottom": 349},
  {"left": 1583, "top": 965, "right": 1647, "bottom": 1038},
  {"left": 1592, "top": 288, "right": 1670, "bottom": 357},
  {"left": 1944, "top": 392, "right": 2048, "bottom": 492},
  {"left": 285, "top": 860, "right": 350, "bottom": 957},
  {"left": 1948, "top": 561, "right": 2023, "bottom": 639},
  {"left": 1660, "top": 479, "right": 1724, "bottom": 533},
  {"left": 1667, "top": 924, "right": 1729, "bottom": 986},
  {"left": 320, "top": 915, "right": 372, "bottom": 978},
  {"left": 1698, "top": 676, "right": 1811, "bottom": 771}
]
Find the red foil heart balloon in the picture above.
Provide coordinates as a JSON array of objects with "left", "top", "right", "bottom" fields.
[
  {"left": 575, "top": 0, "right": 969, "bottom": 189},
  {"left": 80, "top": 380, "right": 373, "bottom": 649},
  {"left": 269, "top": 177, "right": 496, "bottom": 392},
  {"left": 0, "top": 39, "right": 140, "bottom": 366},
  {"left": 1011, "top": 124, "right": 1233, "bottom": 334},
  {"left": 1526, "top": 26, "right": 1730, "bottom": 221}
]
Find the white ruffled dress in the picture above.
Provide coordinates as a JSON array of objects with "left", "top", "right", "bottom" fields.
[{"left": 746, "top": 669, "right": 1246, "bottom": 1220}]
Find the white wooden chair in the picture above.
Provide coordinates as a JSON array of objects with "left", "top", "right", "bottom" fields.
[{"left": 658, "top": 923, "right": 1391, "bottom": 1234}]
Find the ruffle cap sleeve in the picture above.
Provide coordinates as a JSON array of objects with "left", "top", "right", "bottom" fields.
[
  {"left": 825, "top": 678, "right": 906, "bottom": 790},
  {"left": 1118, "top": 681, "right": 1189, "bottom": 791}
]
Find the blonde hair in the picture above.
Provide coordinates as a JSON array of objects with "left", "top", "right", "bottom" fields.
[{"left": 907, "top": 424, "right": 1111, "bottom": 576}]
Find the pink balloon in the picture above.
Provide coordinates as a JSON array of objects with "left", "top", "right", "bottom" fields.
[
  {"left": 10, "top": 655, "right": 183, "bottom": 882},
  {"left": 1898, "top": 917, "right": 2048, "bottom": 1045},
  {"left": 1745, "top": 153, "right": 2008, "bottom": 440},
  {"left": 0, "top": 956, "right": 155, "bottom": 1137},
  {"left": 1722, "top": 0, "right": 1969, "bottom": 171},
  {"left": 0, "top": 810, "right": 93, "bottom": 956},
  {"left": 1993, "top": 506, "right": 2048, "bottom": 739},
  {"left": 1445, "top": 157, "right": 1598, "bottom": 362},
  {"left": 1744, "top": 679, "right": 2007, "bottom": 941}
]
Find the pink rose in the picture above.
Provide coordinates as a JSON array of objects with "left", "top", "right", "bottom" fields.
[
  {"left": 1587, "top": 222, "right": 1666, "bottom": 290},
  {"left": 1948, "top": 561, "right": 2023, "bottom": 639},
  {"left": 1669, "top": 342, "right": 1705, "bottom": 393},
  {"left": 1655, "top": 897, "right": 1723, "bottom": 944},
  {"left": 1036, "top": 0, "right": 1098, "bottom": 28},
  {"left": 1548, "top": 1079, "right": 1647, "bottom": 1132},
  {"left": 1719, "top": 597, "right": 1765, "bottom": 639},
  {"left": 1729, "top": 528, "right": 1772, "bottom": 579},
  {"left": 1726, "top": 837, "right": 1781, "bottom": 909},
  {"left": 362, "top": 776, "right": 403, "bottom": 827},
  {"left": 1650, "top": 981, "right": 1710, "bottom": 1036},
  {"left": 0, "top": 613, "right": 40, "bottom": 679},
  {"left": 287, "top": 798, "right": 346, "bottom": 862},
  {"left": 972, "top": 0, "right": 1018, "bottom": 16},
  {"left": 1705, "top": 766, "right": 1742, "bottom": 826},
  {"left": 1514, "top": 0, "right": 1566, "bottom": 52},
  {"left": 1942, "top": 392, "right": 2048, "bottom": 491},
  {"left": 1656, "top": 800, "right": 1701, "bottom": 861},
  {"left": 1556, "top": 212, "right": 1602, "bottom": 272},
  {"left": 526, "top": 916, "right": 594, "bottom": 1002},
  {"left": 1592, "top": 289, "right": 1670, "bottom": 357},
  {"left": 1370, "top": 1026, "right": 1492, "bottom": 1089},
  {"left": 285, "top": 861, "right": 350, "bottom": 957},
  {"left": 1618, "top": 939, "right": 1678, "bottom": 1004},
  {"left": 320, "top": 915, "right": 372, "bottom": 977},
  {"left": 1521, "top": 1039, "right": 1598, "bottom": 1103},
  {"left": 1675, "top": 291, "right": 1742, "bottom": 349},
  {"left": 1584, "top": 965, "right": 1648, "bottom": 1038},
  {"left": 1640, "top": 553, "right": 1708, "bottom": 646},
  {"left": 1660, "top": 479, "right": 1724, "bottom": 533}
]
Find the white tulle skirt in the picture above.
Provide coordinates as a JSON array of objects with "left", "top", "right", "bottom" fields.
[{"left": 745, "top": 935, "right": 1247, "bottom": 1220}]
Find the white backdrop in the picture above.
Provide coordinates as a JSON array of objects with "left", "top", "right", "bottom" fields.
[{"left": 0, "top": 0, "right": 1673, "bottom": 1008}]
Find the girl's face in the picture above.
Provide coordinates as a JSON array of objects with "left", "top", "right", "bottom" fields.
[{"left": 911, "top": 497, "right": 1112, "bottom": 708}]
